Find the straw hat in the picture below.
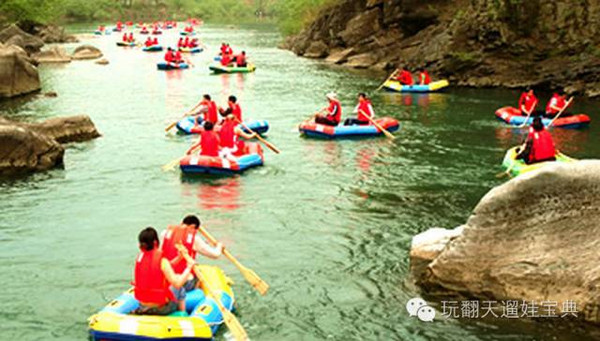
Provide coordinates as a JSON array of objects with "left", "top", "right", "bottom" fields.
[{"left": 326, "top": 92, "right": 337, "bottom": 100}]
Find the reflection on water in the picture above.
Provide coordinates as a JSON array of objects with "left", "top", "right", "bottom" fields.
[{"left": 181, "top": 177, "right": 242, "bottom": 211}]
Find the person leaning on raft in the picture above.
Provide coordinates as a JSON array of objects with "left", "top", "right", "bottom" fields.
[
  {"left": 160, "top": 215, "right": 224, "bottom": 311},
  {"left": 516, "top": 116, "right": 556, "bottom": 165},
  {"left": 187, "top": 121, "right": 220, "bottom": 157},
  {"left": 132, "top": 227, "right": 195, "bottom": 316},
  {"left": 344, "top": 93, "right": 374, "bottom": 126},
  {"left": 315, "top": 92, "right": 342, "bottom": 126}
]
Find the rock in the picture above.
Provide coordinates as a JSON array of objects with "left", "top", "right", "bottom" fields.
[
  {"left": 325, "top": 48, "right": 355, "bottom": 64},
  {"left": 71, "top": 45, "right": 103, "bottom": 60},
  {"left": 345, "top": 53, "right": 378, "bottom": 68},
  {"left": 36, "top": 25, "right": 78, "bottom": 44},
  {"left": 410, "top": 226, "right": 463, "bottom": 283},
  {"left": 0, "top": 24, "right": 44, "bottom": 54},
  {"left": 412, "top": 161, "right": 600, "bottom": 324},
  {"left": 0, "top": 44, "right": 41, "bottom": 98},
  {"left": 27, "top": 115, "right": 101, "bottom": 143},
  {"left": 0, "top": 123, "right": 64, "bottom": 175},
  {"left": 32, "top": 46, "right": 71, "bottom": 63},
  {"left": 304, "top": 40, "right": 329, "bottom": 58},
  {"left": 44, "top": 91, "right": 58, "bottom": 97},
  {"left": 95, "top": 58, "right": 109, "bottom": 65}
]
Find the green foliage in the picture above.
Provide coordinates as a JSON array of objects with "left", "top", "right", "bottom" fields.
[
  {"left": 0, "top": 0, "right": 65, "bottom": 24},
  {"left": 267, "top": 0, "right": 337, "bottom": 35}
]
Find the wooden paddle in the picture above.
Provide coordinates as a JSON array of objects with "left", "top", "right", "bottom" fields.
[
  {"left": 361, "top": 110, "right": 395, "bottom": 140},
  {"left": 517, "top": 100, "right": 537, "bottom": 128},
  {"left": 375, "top": 69, "right": 399, "bottom": 91},
  {"left": 235, "top": 118, "right": 280, "bottom": 154},
  {"left": 198, "top": 225, "right": 269, "bottom": 296},
  {"left": 161, "top": 145, "right": 199, "bottom": 171},
  {"left": 181, "top": 253, "right": 248, "bottom": 341},
  {"left": 548, "top": 97, "right": 574, "bottom": 128}
]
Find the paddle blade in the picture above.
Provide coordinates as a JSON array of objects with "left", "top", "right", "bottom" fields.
[
  {"left": 222, "top": 309, "right": 248, "bottom": 341},
  {"left": 161, "top": 158, "right": 181, "bottom": 171},
  {"left": 240, "top": 266, "right": 269, "bottom": 296},
  {"left": 165, "top": 121, "right": 177, "bottom": 132}
]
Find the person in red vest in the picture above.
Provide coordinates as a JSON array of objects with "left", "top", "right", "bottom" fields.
[
  {"left": 235, "top": 51, "right": 247, "bottom": 67},
  {"left": 187, "top": 121, "right": 221, "bottom": 157},
  {"left": 152, "top": 37, "right": 158, "bottom": 46},
  {"left": 344, "top": 93, "right": 374, "bottom": 125},
  {"left": 418, "top": 68, "right": 431, "bottom": 85},
  {"left": 122, "top": 33, "right": 128, "bottom": 42},
  {"left": 517, "top": 116, "right": 556, "bottom": 164},
  {"left": 190, "top": 38, "right": 199, "bottom": 48},
  {"left": 127, "top": 32, "right": 134, "bottom": 43},
  {"left": 225, "top": 44, "right": 233, "bottom": 55},
  {"left": 315, "top": 92, "right": 342, "bottom": 126},
  {"left": 187, "top": 94, "right": 219, "bottom": 127},
  {"left": 174, "top": 49, "right": 183, "bottom": 64},
  {"left": 177, "top": 37, "right": 183, "bottom": 49},
  {"left": 220, "top": 53, "right": 233, "bottom": 66},
  {"left": 396, "top": 67, "right": 414, "bottom": 85},
  {"left": 220, "top": 43, "right": 227, "bottom": 56},
  {"left": 132, "top": 227, "right": 194, "bottom": 315},
  {"left": 518, "top": 88, "right": 539, "bottom": 116},
  {"left": 144, "top": 37, "right": 153, "bottom": 47},
  {"left": 218, "top": 96, "right": 243, "bottom": 122},
  {"left": 183, "top": 37, "right": 190, "bottom": 48},
  {"left": 164, "top": 47, "right": 175, "bottom": 65},
  {"left": 545, "top": 90, "right": 570, "bottom": 118},
  {"left": 160, "top": 215, "right": 223, "bottom": 311},
  {"left": 218, "top": 114, "right": 256, "bottom": 157}
]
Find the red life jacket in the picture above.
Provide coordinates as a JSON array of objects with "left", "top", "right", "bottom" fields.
[
  {"left": 184, "top": 37, "right": 190, "bottom": 47},
  {"left": 133, "top": 249, "right": 175, "bottom": 305},
  {"left": 204, "top": 101, "right": 218, "bottom": 123},
  {"left": 397, "top": 70, "right": 414, "bottom": 85},
  {"left": 529, "top": 128, "right": 556, "bottom": 163},
  {"left": 419, "top": 71, "right": 431, "bottom": 85},
  {"left": 152, "top": 38, "right": 158, "bottom": 45},
  {"left": 219, "top": 120, "right": 237, "bottom": 148},
  {"left": 161, "top": 225, "right": 197, "bottom": 274},
  {"left": 220, "top": 45, "right": 227, "bottom": 54},
  {"left": 174, "top": 51, "right": 182, "bottom": 62},
  {"left": 164, "top": 51, "right": 174, "bottom": 63},
  {"left": 236, "top": 54, "right": 246, "bottom": 65},
  {"left": 177, "top": 39, "right": 183, "bottom": 48},
  {"left": 327, "top": 100, "right": 342, "bottom": 124},
  {"left": 122, "top": 34, "right": 127, "bottom": 42},
  {"left": 200, "top": 130, "right": 220, "bottom": 157},
  {"left": 519, "top": 93, "right": 538, "bottom": 114},
  {"left": 221, "top": 55, "right": 231, "bottom": 66},
  {"left": 145, "top": 39, "right": 152, "bottom": 47},
  {"left": 225, "top": 46, "right": 233, "bottom": 55},
  {"left": 230, "top": 103, "right": 242, "bottom": 122},
  {"left": 545, "top": 94, "right": 566, "bottom": 116},
  {"left": 357, "top": 100, "right": 374, "bottom": 122}
]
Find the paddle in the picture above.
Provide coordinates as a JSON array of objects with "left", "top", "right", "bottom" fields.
[
  {"left": 360, "top": 110, "right": 395, "bottom": 140},
  {"left": 235, "top": 118, "right": 280, "bottom": 154},
  {"left": 517, "top": 100, "right": 538, "bottom": 128},
  {"left": 548, "top": 97, "right": 574, "bottom": 128},
  {"left": 180, "top": 252, "right": 248, "bottom": 341},
  {"left": 161, "top": 145, "right": 199, "bottom": 171},
  {"left": 198, "top": 225, "right": 269, "bottom": 296},
  {"left": 375, "top": 69, "right": 399, "bottom": 91},
  {"left": 165, "top": 107, "right": 200, "bottom": 132},
  {"left": 496, "top": 144, "right": 526, "bottom": 178}
]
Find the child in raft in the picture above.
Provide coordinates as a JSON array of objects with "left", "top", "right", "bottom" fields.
[
  {"left": 314, "top": 92, "right": 342, "bottom": 126},
  {"left": 516, "top": 116, "right": 556, "bottom": 165},
  {"left": 344, "top": 93, "right": 374, "bottom": 126},
  {"left": 159, "top": 215, "right": 224, "bottom": 311}
]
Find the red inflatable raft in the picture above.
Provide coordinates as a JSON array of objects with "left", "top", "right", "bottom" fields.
[
  {"left": 495, "top": 106, "right": 590, "bottom": 129},
  {"left": 179, "top": 143, "right": 264, "bottom": 175}
]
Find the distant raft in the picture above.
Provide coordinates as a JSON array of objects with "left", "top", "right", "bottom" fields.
[
  {"left": 382, "top": 79, "right": 449, "bottom": 93},
  {"left": 94, "top": 30, "right": 110, "bottom": 36},
  {"left": 501, "top": 146, "right": 576, "bottom": 177},
  {"left": 495, "top": 106, "right": 591, "bottom": 129},
  {"left": 299, "top": 117, "right": 400, "bottom": 139},
  {"left": 116, "top": 41, "right": 137, "bottom": 47},
  {"left": 180, "top": 31, "right": 196, "bottom": 36},
  {"left": 142, "top": 45, "right": 163, "bottom": 52},
  {"left": 88, "top": 265, "right": 235, "bottom": 341},
  {"left": 179, "top": 47, "right": 203, "bottom": 54},
  {"left": 175, "top": 116, "right": 269, "bottom": 135},
  {"left": 209, "top": 64, "right": 256, "bottom": 74},
  {"left": 157, "top": 62, "right": 189, "bottom": 70},
  {"left": 180, "top": 142, "right": 264, "bottom": 175},
  {"left": 151, "top": 30, "right": 163, "bottom": 35}
]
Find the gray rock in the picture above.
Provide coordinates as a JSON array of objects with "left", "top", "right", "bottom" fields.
[
  {"left": 32, "top": 46, "right": 71, "bottom": 63},
  {"left": 345, "top": 53, "right": 378, "bottom": 68},
  {"left": 304, "top": 40, "right": 329, "bottom": 58},
  {"left": 0, "top": 44, "right": 41, "bottom": 98},
  {"left": 95, "top": 58, "right": 109, "bottom": 65},
  {"left": 72, "top": 45, "right": 103, "bottom": 60},
  {"left": 325, "top": 48, "right": 355, "bottom": 64},
  {"left": 0, "top": 24, "right": 44, "bottom": 54}
]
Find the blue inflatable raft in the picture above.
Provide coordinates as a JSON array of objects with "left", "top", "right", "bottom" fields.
[
  {"left": 157, "top": 62, "right": 189, "bottom": 70},
  {"left": 176, "top": 116, "right": 270, "bottom": 135},
  {"left": 142, "top": 45, "right": 163, "bottom": 52}
]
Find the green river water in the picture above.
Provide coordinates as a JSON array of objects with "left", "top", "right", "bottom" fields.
[{"left": 1, "top": 24, "right": 599, "bottom": 341}]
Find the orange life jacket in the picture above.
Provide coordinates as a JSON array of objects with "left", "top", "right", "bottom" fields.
[
  {"left": 161, "top": 225, "right": 197, "bottom": 274},
  {"left": 200, "top": 130, "right": 220, "bottom": 157},
  {"left": 133, "top": 249, "right": 175, "bottom": 305}
]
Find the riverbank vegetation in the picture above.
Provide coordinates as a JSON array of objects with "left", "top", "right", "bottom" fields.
[{"left": 0, "top": 0, "right": 336, "bottom": 35}]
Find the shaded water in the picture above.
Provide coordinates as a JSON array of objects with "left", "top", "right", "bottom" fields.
[{"left": 1, "top": 24, "right": 599, "bottom": 340}]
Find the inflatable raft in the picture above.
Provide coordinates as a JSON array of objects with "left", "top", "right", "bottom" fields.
[
  {"left": 140, "top": 31, "right": 149, "bottom": 35},
  {"left": 157, "top": 62, "right": 189, "bottom": 71},
  {"left": 382, "top": 79, "right": 449, "bottom": 93},
  {"left": 180, "top": 31, "right": 196, "bottom": 36},
  {"left": 209, "top": 64, "right": 256, "bottom": 74},
  {"left": 176, "top": 116, "right": 269, "bottom": 135},
  {"left": 142, "top": 45, "right": 163, "bottom": 52},
  {"left": 179, "top": 47, "right": 203, "bottom": 54},
  {"left": 180, "top": 142, "right": 264, "bottom": 175},
  {"left": 116, "top": 42, "right": 137, "bottom": 47},
  {"left": 152, "top": 31, "right": 163, "bottom": 35},
  {"left": 94, "top": 30, "right": 110, "bottom": 36},
  {"left": 495, "top": 106, "right": 591, "bottom": 129},
  {"left": 88, "top": 265, "right": 234, "bottom": 341},
  {"left": 299, "top": 117, "right": 400, "bottom": 139},
  {"left": 502, "top": 146, "right": 575, "bottom": 177}
]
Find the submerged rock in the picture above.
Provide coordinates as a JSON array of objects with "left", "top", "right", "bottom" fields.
[
  {"left": 72, "top": 45, "right": 103, "bottom": 60},
  {"left": 95, "top": 58, "right": 109, "bottom": 65},
  {"left": 0, "top": 43, "right": 41, "bottom": 98},
  {"left": 411, "top": 161, "right": 600, "bottom": 324},
  {"left": 32, "top": 46, "right": 71, "bottom": 63}
]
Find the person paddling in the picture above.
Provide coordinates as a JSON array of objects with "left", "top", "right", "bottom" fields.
[
  {"left": 152, "top": 37, "right": 158, "bottom": 46},
  {"left": 315, "top": 92, "right": 342, "bottom": 126},
  {"left": 518, "top": 88, "right": 539, "bottom": 116},
  {"left": 220, "top": 53, "right": 233, "bottom": 66},
  {"left": 235, "top": 51, "right": 247, "bottom": 67},
  {"left": 396, "top": 67, "right": 414, "bottom": 85},
  {"left": 160, "top": 215, "right": 224, "bottom": 311},
  {"left": 174, "top": 49, "right": 183, "bottom": 64},
  {"left": 218, "top": 114, "right": 256, "bottom": 157},
  {"left": 127, "top": 32, "right": 134, "bottom": 43},
  {"left": 164, "top": 47, "right": 175, "bottom": 66},
  {"left": 418, "top": 68, "right": 431, "bottom": 85},
  {"left": 144, "top": 37, "right": 153, "bottom": 47},
  {"left": 344, "top": 93, "right": 374, "bottom": 126},
  {"left": 187, "top": 121, "right": 220, "bottom": 157},
  {"left": 122, "top": 33, "right": 128, "bottom": 42},
  {"left": 545, "top": 90, "right": 570, "bottom": 118},
  {"left": 186, "top": 94, "right": 219, "bottom": 127},
  {"left": 219, "top": 95, "right": 243, "bottom": 122},
  {"left": 132, "top": 227, "right": 195, "bottom": 315},
  {"left": 516, "top": 116, "right": 556, "bottom": 165}
]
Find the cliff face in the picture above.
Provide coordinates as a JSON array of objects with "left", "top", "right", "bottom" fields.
[{"left": 282, "top": 0, "right": 600, "bottom": 96}]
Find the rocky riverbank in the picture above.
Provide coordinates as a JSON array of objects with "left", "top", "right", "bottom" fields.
[
  {"left": 410, "top": 161, "right": 600, "bottom": 325},
  {"left": 282, "top": 0, "right": 600, "bottom": 97}
]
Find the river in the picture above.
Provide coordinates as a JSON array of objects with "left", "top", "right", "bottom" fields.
[{"left": 0, "top": 23, "right": 598, "bottom": 341}]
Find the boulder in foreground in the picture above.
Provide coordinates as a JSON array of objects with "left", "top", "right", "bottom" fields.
[{"left": 0, "top": 43, "right": 40, "bottom": 98}]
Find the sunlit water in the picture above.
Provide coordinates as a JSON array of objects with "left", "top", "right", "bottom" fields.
[{"left": 1, "top": 24, "right": 599, "bottom": 341}]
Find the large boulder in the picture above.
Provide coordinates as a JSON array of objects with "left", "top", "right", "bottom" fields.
[
  {"left": 411, "top": 161, "right": 600, "bottom": 324},
  {"left": 32, "top": 46, "right": 71, "bottom": 63},
  {"left": 0, "top": 121, "right": 64, "bottom": 175},
  {"left": 0, "top": 24, "right": 44, "bottom": 54},
  {"left": 71, "top": 45, "right": 103, "bottom": 60},
  {"left": 36, "top": 25, "right": 78, "bottom": 43},
  {"left": 26, "top": 115, "right": 101, "bottom": 143},
  {"left": 304, "top": 41, "right": 329, "bottom": 58},
  {"left": 0, "top": 44, "right": 41, "bottom": 98}
]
